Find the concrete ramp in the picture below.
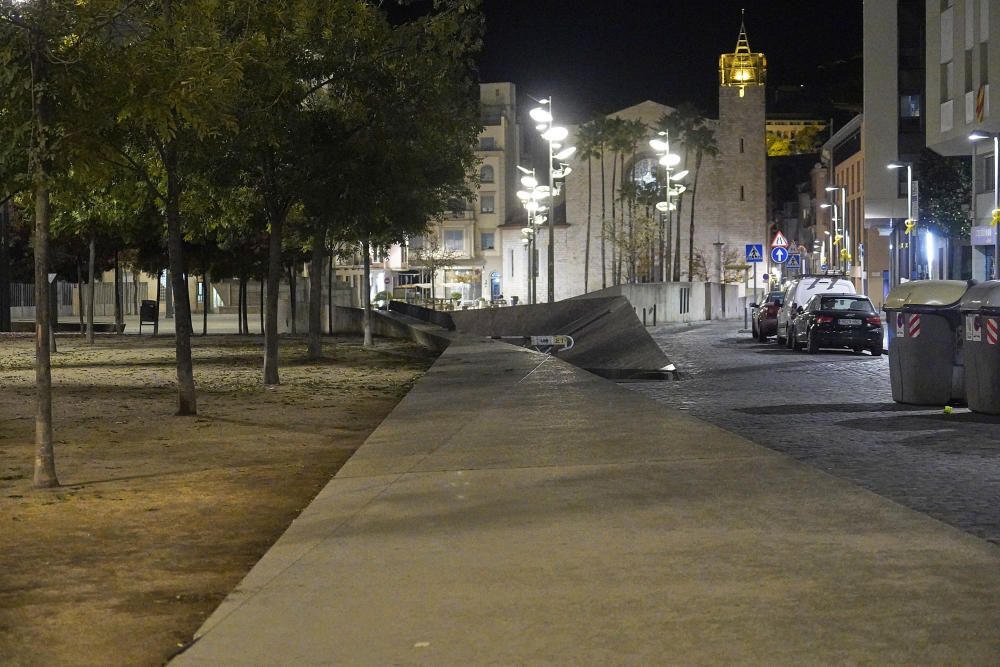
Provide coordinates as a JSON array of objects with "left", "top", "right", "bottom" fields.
[{"left": 446, "top": 297, "right": 672, "bottom": 379}]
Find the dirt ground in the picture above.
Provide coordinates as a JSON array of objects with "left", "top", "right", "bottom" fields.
[{"left": 0, "top": 333, "right": 438, "bottom": 667}]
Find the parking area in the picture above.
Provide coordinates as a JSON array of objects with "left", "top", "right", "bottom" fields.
[{"left": 629, "top": 320, "right": 1000, "bottom": 546}]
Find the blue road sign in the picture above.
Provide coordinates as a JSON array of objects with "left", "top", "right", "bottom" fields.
[
  {"left": 770, "top": 246, "right": 789, "bottom": 264},
  {"left": 821, "top": 263, "right": 828, "bottom": 271},
  {"left": 745, "top": 244, "right": 763, "bottom": 263},
  {"left": 786, "top": 253, "right": 801, "bottom": 270}
]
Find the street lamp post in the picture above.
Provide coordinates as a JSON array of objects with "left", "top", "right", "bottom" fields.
[
  {"left": 826, "top": 185, "right": 848, "bottom": 276},
  {"left": 820, "top": 203, "right": 838, "bottom": 271},
  {"left": 649, "top": 133, "right": 687, "bottom": 282},
  {"left": 530, "top": 99, "right": 573, "bottom": 303},
  {"left": 969, "top": 132, "right": 1000, "bottom": 279},
  {"left": 516, "top": 166, "right": 550, "bottom": 304},
  {"left": 888, "top": 162, "right": 914, "bottom": 281}
]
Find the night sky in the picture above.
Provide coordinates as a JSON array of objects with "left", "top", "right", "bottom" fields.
[{"left": 476, "top": 0, "right": 863, "bottom": 122}]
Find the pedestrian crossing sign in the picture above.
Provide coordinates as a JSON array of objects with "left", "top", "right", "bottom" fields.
[
  {"left": 745, "top": 244, "right": 763, "bottom": 263},
  {"left": 786, "top": 253, "right": 801, "bottom": 270}
]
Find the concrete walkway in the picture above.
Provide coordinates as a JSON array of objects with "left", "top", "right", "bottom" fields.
[{"left": 173, "top": 336, "right": 1000, "bottom": 666}]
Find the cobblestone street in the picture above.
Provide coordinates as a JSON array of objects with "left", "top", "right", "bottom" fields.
[{"left": 627, "top": 319, "right": 1000, "bottom": 546}]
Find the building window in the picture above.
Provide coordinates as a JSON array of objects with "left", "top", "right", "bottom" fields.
[
  {"left": 900, "top": 94, "right": 922, "bottom": 117},
  {"left": 739, "top": 185, "right": 745, "bottom": 201},
  {"left": 975, "top": 153, "right": 995, "bottom": 193},
  {"left": 941, "top": 61, "right": 953, "bottom": 103},
  {"left": 443, "top": 229, "right": 464, "bottom": 252},
  {"left": 480, "top": 165, "right": 494, "bottom": 182},
  {"left": 739, "top": 137, "right": 745, "bottom": 153},
  {"left": 479, "top": 137, "right": 496, "bottom": 150},
  {"left": 510, "top": 249, "right": 515, "bottom": 276},
  {"left": 408, "top": 235, "right": 424, "bottom": 250},
  {"left": 481, "top": 232, "right": 495, "bottom": 250},
  {"left": 480, "top": 194, "right": 495, "bottom": 214},
  {"left": 965, "top": 49, "right": 974, "bottom": 91}
]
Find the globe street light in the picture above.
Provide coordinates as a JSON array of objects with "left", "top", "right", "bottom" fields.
[
  {"left": 969, "top": 131, "right": 1000, "bottom": 279},
  {"left": 516, "top": 166, "right": 550, "bottom": 304},
  {"left": 530, "top": 98, "right": 573, "bottom": 303},
  {"left": 649, "top": 132, "right": 686, "bottom": 282}
]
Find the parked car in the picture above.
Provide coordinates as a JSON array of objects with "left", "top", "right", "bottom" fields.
[
  {"left": 788, "top": 294, "right": 883, "bottom": 355},
  {"left": 751, "top": 291, "right": 784, "bottom": 341},
  {"left": 776, "top": 274, "right": 857, "bottom": 345}
]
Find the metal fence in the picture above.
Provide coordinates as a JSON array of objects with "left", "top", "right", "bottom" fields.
[{"left": 8, "top": 282, "right": 146, "bottom": 318}]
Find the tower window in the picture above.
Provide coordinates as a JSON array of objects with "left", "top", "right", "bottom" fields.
[
  {"left": 739, "top": 185, "right": 745, "bottom": 201},
  {"left": 740, "top": 137, "right": 745, "bottom": 153}
]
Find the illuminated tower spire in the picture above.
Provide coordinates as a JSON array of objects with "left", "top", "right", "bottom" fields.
[{"left": 719, "top": 11, "right": 767, "bottom": 97}]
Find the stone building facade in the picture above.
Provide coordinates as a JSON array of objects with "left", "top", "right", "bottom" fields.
[{"left": 501, "top": 22, "right": 768, "bottom": 303}]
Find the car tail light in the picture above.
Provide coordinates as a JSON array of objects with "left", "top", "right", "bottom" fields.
[
  {"left": 865, "top": 315, "right": 881, "bottom": 326},
  {"left": 816, "top": 315, "right": 834, "bottom": 324}
]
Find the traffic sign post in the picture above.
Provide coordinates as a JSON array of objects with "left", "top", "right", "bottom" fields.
[
  {"left": 771, "top": 231, "right": 789, "bottom": 248},
  {"left": 786, "top": 253, "right": 801, "bottom": 272},
  {"left": 770, "top": 246, "right": 788, "bottom": 264},
  {"left": 745, "top": 244, "right": 763, "bottom": 263}
]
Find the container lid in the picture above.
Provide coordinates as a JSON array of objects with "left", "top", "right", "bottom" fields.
[
  {"left": 960, "top": 280, "right": 1000, "bottom": 311},
  {"left": 884, "top": 280, "right": 969, "bottom": 310}
]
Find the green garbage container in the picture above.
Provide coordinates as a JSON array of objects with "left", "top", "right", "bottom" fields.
[
  {"left": 960, "top": 281, "right": 1000, "bottom": 415},
  {"left": 884, "top": 280, "right": 969, "bottom": 406}
]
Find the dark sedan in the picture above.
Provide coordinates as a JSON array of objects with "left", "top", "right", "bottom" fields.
[{"left": 789, "top": 294, "right": 883, "bottom": 356}]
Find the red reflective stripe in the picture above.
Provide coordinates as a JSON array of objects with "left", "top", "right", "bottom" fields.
[
  {"left": 987, "top": 318, "right": 999, "bottom": 345},
  {"left": 908, "top": 313, "right": 921, "bottom": 338}
]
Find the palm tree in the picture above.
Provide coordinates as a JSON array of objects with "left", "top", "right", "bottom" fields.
[
  {"left": 620, "top": 119, "right": 648, "bottom": 283},
  {"left": 605, "top": 117, "right": 627, "bottom": 285},
  {"left": 685, "top": 124, "right": 719, "bottom": 280},
  {"left": 656, "top": 103, "right": 703, "bottom": 281},
  {"left": 593, "top": 116, "right": 611, "bottom": 289},
  {"left": 576, "top": 119, "right": 601, "bottom": 293}
]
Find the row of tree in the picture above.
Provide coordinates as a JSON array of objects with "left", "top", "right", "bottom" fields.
[
  {"left": 573, "top": 104, "right": 719, "bottom": 292},
  {"left": 0, "top": 0, "right": 485, "bottom": 488}
]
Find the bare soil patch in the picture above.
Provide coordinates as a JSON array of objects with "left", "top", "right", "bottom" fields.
[{"left": 0, "top": 334, "right": 437, "bottom": 666}]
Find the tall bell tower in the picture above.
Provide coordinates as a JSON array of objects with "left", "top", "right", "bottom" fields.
[{"left": 714, "top": 13, "right": 767, "bottom": 262}]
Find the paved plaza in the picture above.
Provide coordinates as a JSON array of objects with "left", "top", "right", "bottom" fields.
[{"left": 171, "top": 329, "right": 1000, "bottom": 666}]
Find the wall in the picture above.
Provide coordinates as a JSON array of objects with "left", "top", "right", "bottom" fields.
[{"left": 575, "top": 282, "right": 740, "bottom": 324}]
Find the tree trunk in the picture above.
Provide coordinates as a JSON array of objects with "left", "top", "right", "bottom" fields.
[
  {"left": 164, "top": 142, "right": 198, "bottom": 415},
  {"left": 286, "top": 265, "right": 297, "bottom": 335},
  {"left": 0, "top": 201, "right": 10, "bottom": 332},
  {"left": 263, "top": 202, "right": 285, "bottom": 385},
  {"left": 86, "top": 234, "right": 95, "bottom": 343},
  {"left": 673, "top": 195, "right": 684, "bottom": 282},
  {"left": 77, "top": 260, "right": 84, "bottom": 334},
  {"left": 259, "top": 278, "right": 264, "bottom": 334},
  {"left": 31, "top": 9, "right": 58, "bottom": 487},
  {"left": 362, "top": 239, "right": 373, "bottom": 348},
  {"left": 609, "top": 153, "right": 618, "bottom": 287},
  {"left": 600, "top": 151, "right": 607, "bottom": 290},
  {"left": 154, "top": 269, "right": 161, "bottom": 336},
  {"left": 687, "top": 154, "right": 703, "bottom": 281},
  {"left": 308, "top": 229, "right": 324, "bottom": 360},
  {"left": 237, "top": 271, "right": 245, "bottom": 335},
  {"left": 201, "top": 273, "right": 208, "bottom": 335},
  {"left": 113, "top": 250, "right": 122, "bottom": 333},
  {"left": 327, "top": 246, "right": 335, "bottom": 334},
  {"left": 584, "top": 157, "right": 592, "bottom": 293}
]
